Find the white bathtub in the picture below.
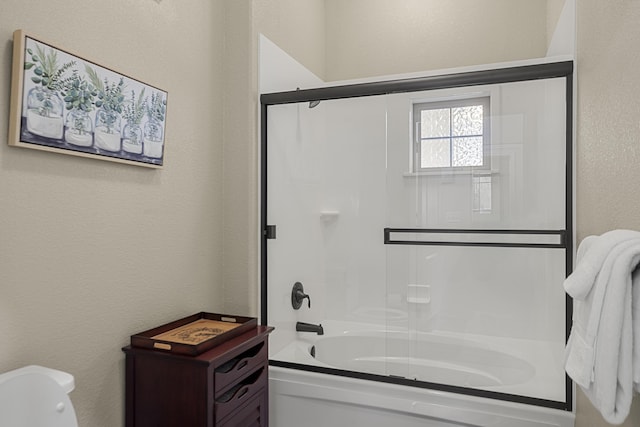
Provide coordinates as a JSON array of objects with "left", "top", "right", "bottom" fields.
[
  {"left": 269, "top": 321, "right": 575, "bottom": 427},
  {"left": 311, "top": 332, "right": 535, "bottom": 388}
]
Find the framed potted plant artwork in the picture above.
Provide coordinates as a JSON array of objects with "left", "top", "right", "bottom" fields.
[{"left": 8, "top": 29, "right": 168, "bottom": 168}]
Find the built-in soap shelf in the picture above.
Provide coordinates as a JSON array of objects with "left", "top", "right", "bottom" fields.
[
  {"left": 406, "top": 284, "right": 431, "bottom": 304},
  {"left": 319, "top": 210, "right": 340, "bottom": 223}
]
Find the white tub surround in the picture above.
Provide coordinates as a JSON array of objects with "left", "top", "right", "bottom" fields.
[{"left": 270, "top": 366, "right": 574, "bottom": 427}]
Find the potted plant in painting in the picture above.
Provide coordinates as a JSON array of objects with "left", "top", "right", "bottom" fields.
[
  {"left": 143, "top": 91, "right": 166, "bottom": 159},
  {"left": 87, "top": 67, "right": 125, "bottom": 152},
  {"left": 122, "top": 88, "right": 146, "bottom": 155},
  {"left": 61, "top": 70, "right": 96, "bottom": 147},
  {"left": 23, "top": 43, "right": 75, "bottom": 140}
]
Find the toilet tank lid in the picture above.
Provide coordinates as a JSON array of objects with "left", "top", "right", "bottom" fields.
[{"left": 0, "top": 365, "right": 75, "bottom": 394}]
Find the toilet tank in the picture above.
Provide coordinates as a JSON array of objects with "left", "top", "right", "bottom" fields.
[{"left": 0, "top": 365, "right": 79, "bottom": 427}]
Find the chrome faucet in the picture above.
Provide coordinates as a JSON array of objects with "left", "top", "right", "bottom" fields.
[{"left": 296, "top": 322, "right": 324, "bottom": 335}]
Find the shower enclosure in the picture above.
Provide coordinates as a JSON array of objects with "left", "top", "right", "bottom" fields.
[{"left": 261, "top": 61, "right": 574, "bottom": 421}]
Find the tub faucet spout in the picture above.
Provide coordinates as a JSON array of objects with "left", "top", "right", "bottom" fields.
[{"left": 296, "top": 322, "right": 324, "bottom": 335}]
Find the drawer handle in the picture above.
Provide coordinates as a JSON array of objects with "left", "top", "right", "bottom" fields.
[
  {"left": 237, "top": 386, "right": 249, "bottom": 400},
  {"left": 217, "top": 368, "right": 265, "bottom": 403},
  {"left": 216, "top": 342, "right": 265, "bottom": 374},
  {"left": 153, "top": 342, "right": 172, "bottom": 351},
  {"left": 219, "top": 384, "right": 250, "bottom": 404}
]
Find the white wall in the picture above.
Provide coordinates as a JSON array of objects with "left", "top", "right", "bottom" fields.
[
  {"left": 325, "top": 0, "right": 550, "bottom": 81},
  {"left": 574, "top": 1, "right": 640, "bottom": 426},
  {"left": 259, "top": 35, "right": 323, "bottom": 94},
  {"left": 547, "top": 0, "right": 574, "bottom": 57},
  {"left": 0, "top": 1, "right": 224, "bottom": 426},
  {"left": 547, "top": 0, "right": 567, "bottom": 47}
]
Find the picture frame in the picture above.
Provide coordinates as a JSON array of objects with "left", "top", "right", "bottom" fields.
[{"left": 8, "top": 29, "right": 168, "bottom": 168}]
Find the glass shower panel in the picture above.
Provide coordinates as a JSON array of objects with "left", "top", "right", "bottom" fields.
[
  {"left": 264, "top": 64, "right": 572, "bottom": 410},
  {"left": 385, "top": 244, "right": 567, "bottom": 401},
  {"left": 266, "top": 95, "right": 393, "bottom": 371},
  {"left": 384, "top": 77, "right": 568, "bottom": 402},
  {"left": 386, "top": 78, "right": 567, "bottom": 230}
]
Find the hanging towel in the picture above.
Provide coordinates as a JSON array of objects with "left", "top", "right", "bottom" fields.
[{"left": 564, "top": 229, "right": 640, "bottom": 425}]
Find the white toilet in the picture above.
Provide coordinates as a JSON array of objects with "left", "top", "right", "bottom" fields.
[{"left": 0, "top": 365, "right": 79, "bottom": 427}]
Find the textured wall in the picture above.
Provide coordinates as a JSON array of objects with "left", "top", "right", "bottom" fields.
[
  {"left": 221, "top": 0, "right": 327, "bottom": 319},
  {"left": 221, "top": 0, "right": 259, "bottom": 317},
  {"left": 0, "top": 1, "right": 225, "bottom": 426},
  {"left": 575, "top": 1, "right": 640, "bottom": 425},
  {"left": 324, "top": 0, "right": 548, "bottom": 81}
]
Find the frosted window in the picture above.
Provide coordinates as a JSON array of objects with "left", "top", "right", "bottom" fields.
[
  {"left": 413, "top": 97, "right": 489, "bottom": 171},
  {"left": 452, "top": 105, "right": 483, "bottom": 136},
  {"left": 421, "top": 138, "right": 451, "bottom": 167},
  {"left": 421, "top": 109, "right": 450, "bottom": 138},
  {"left": 452, "top": 137, "right": 483, "bottom": 166}
]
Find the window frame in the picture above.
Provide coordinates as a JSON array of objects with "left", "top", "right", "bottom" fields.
[{"left": 412, "top": 96, "right": 491, "bottom": 173}]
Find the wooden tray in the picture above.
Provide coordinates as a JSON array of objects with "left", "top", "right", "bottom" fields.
[{"left": 130, "top": 312, "right": 257, "bottom": 356}]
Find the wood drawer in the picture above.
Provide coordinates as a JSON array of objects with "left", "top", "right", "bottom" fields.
[
  {"left": 217, "top": 391, "right": 267, "bottom": 427},
  {"left": 215, "top": 367, "right": 267, "bottom": 423},
  {"left": 215, "top": 340, "right": 267, "bottom": 392}
]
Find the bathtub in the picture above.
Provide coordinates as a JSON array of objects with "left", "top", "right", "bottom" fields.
[{"left": 269, "top": 320, "right": 575, "bottom": 427}]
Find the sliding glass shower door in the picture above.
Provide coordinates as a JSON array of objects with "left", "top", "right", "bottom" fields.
[
  {"left": 383, "top": 77, "right": 569, "bottom": 403},
  {"left": 264, "top": 94, "right": 390, "bottom": 347},
  {"left": 262, "top": 62, "right": 573, "bottom": 410}
]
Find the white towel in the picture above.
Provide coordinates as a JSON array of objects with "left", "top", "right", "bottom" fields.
[{"left": 564, "top": 229, "right": 640, "bottom": 425}]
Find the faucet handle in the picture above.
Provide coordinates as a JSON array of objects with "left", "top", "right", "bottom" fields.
[{"left": 291, "top": 282, "right": 311, "bottom": 309}]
